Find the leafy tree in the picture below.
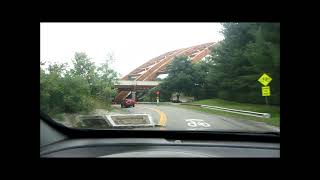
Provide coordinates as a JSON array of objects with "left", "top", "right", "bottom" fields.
[
  {"left": 40, "top": 62, "right": 66, "bottom": 114},
  {"left": 192, "top": 60, "right": 214, "bottom": 100},
  {"left": 160, "top": 56, "right": 195, "bottom": 101},
  {"left": 143, "top": 85, "right": 172, "bottom": 102},
  {"left": 71, "top": 52, "right": 97, "bottom": 90},
  {"left": 95, "top": 53, "right": 119, "bottom": 101},
  {"left": 40, "top": 52, "right": 119, "bottom": 117},
  {"left": 62, "top": 72, "right": 93, "bottom": 113}
]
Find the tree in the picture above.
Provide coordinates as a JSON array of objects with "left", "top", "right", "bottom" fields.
[
  {"left": 62, "top": 72, "right": 93, "bottom": 113},
  {"left": 192, "top": 60, "right": 214, "bottom": 100},
  {"left": 206, "top": 23, "right": 280, "bottom": 104},
  {"left": 40, "top": 52, "right": 119, "bottom": 117},
  {"left": 40, "top": 62, "right": 67, "bottom": 114},
  {"left": 40, "top": 62, "right": 50, "bottom": 113},
  {"left": 155, "top": 55, "right": 215, "bottom": 101},
  {"left": 69, "top": 52, "right": 119, "bottom": 100},
  {"left": 243, "top": 23, "right": 280, "bottom": 104},
  {"left": 160, "top": 56, "right": 195, "bottom": 101},
  {"left": 95, "top": 53, "right": 119, "bottom": 100},
  {"left": 71, "top": 52, "right": 97, "bottom": 90}
]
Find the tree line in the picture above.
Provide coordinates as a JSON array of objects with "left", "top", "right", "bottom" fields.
[
  {"left": 40, "top": 52, "right": 118, "bottom": 117},
  {"left": 146, "top": 23, "right": 280, "bottom": 105}
]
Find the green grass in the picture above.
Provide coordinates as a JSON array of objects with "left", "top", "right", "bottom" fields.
[
  {"left": 49, "top": 98, "right": 113, "bottom": 123},
  {"left": 179, "top": 99, "right": 280, "bottom": 127},
  {"left": 92, "top": 98, "right": 112, "bottom": 110},
  {"left": 50, "top": 113, "right": 65, "bottom": 122}
]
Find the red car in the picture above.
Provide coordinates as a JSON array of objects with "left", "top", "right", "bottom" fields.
[{"left": 121, "top": 98, "right": 136, "bottom": 108}]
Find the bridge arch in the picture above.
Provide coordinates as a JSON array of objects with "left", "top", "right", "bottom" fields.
[{"left": 114, "top": 42, "right": 217, "bottom": 102}]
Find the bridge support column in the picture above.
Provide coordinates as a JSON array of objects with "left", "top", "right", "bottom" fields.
[{"left": 131, "top": 91, "right": 136, "bottom": 101}]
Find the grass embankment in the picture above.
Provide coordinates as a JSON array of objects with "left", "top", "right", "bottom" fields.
[
  {"left": 179, "top": 99, "right": 280, "bottom": 127},
  {"left": 51, "top": 98, "right": 114, "bottom": 125}
]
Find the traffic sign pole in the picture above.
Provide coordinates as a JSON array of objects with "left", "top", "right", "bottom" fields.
[
  {"left": 258, "top": 73, "right": 272, "bottom": 107},
  {"left": 265, "top": 96, "right": 269, "bottom": 106}
]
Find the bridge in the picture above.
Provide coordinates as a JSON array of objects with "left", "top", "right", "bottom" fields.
[
  {"left": 114, "top": 80, "right": 160, "bottom": 101},
  {"left": 114, "top": 42, "right": 217, "bottom": 102}
]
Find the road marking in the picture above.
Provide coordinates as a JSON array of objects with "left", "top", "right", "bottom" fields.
[
  {"left": 185, "top": 119, "right": 211, "bottom": 128},
  {"left": 125, "top": 105, "right": 167, "bottom": 129},
  {"left": 145, "top": 107, "right": 167, "bottom": 129}
]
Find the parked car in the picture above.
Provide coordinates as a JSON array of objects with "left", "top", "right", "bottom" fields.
[{"left": 121, "top": 98, "right": 136, "bottom": 108}]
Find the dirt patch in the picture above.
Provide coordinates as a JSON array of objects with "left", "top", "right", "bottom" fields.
[
  {"left": 62, "top": 113, "right": 80, "bottom": 127},
  {"left": 110, "top": 115, "right": 149, "bottom": 125},
  {"left": 54, "top": 107, "right": 123, "bottom": 128},
  {"left": 92, "top": 109, "right": 109, "bottom": 115}
]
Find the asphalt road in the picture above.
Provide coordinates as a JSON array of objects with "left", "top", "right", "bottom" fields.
[{"left": 111, "top": 104, "right": 279, "bottom": 132}]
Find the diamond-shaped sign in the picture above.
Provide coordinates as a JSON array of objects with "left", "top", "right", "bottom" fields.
[{"left": 258, "top": 73, "right": 272, "bottom": 86}]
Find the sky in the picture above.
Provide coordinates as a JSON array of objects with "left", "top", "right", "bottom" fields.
[{"left": 40, "top": 23, "right": 224, "bottom": 77}]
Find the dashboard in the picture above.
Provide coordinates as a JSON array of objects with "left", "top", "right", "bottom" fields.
[{"left": 41, "top": 138, "right": 279, "bottom": 157}]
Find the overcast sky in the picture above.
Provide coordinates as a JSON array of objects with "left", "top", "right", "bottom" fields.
[{"left": 40, "top": 23, "right": 224, "bottom": 77}]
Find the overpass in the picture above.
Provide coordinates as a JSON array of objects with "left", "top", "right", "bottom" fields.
[
  {"left": 114, "top": 81, "right": 160, "bottom": 101},
  {"left": 114, "top": 42, "right": 217, "bottom": 102},
  {"left": 115, "top": 80, "right": 160, "bottom": 87}
]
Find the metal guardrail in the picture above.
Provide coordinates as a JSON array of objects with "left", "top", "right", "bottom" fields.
[
  {"left": 137, "top": 102, "right": 171, "bottom": 105},
  {"left": 181, "top": 103, "right": 271, "bottom": 118},
  {"left": 136, "top": 102, "right": 157, "bottom": 104}
]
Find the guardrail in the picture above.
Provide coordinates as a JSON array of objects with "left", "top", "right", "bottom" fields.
[
  {"left": 137, "top": 102, "right": 157, "bottom": 104},
  {"left": 136, "top": 102, "right": 172, "bottom": 105},
  {"left": 181, "top": 103, "right": 271, "bottom": 118}
]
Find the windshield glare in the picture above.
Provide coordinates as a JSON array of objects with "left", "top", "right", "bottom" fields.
[{"left": 40, "top": 22, "right": 280, "bottom": 133}]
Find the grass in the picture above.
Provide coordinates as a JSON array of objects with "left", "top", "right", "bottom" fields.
[
  {"left": 50, "top": 113, "right": 65, "bottom": 122},
  {"left": 179, "top": 99, "right": 280, "bottom": 127},
  {"left": 92, "top": 98, "right": 112, "bottom": 111},
  {"left": 49, "top": 98, "right": 113, "bottom": 125}
]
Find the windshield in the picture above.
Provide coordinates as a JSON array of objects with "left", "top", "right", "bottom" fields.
[{"left": 40, "top": 22, "right": 280, "bottom": 133}]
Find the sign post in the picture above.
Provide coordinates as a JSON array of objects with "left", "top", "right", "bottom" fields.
[
  {"left": 261, "top": 86, "right": 271, "bottom": 105},
  {"left": 258, "top": 73, "right": 272, "bottom": 106},
  {"left": 265, "top": 97, "right": 269, "bottom": 106}
]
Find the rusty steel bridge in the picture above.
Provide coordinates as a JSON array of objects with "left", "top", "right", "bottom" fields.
[{"left": 114, "top": 42, "right": 217, "bottom": 103}]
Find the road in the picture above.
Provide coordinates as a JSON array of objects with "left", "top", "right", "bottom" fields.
[{"left": 110, "top": 104, "right": 279, "bottom": 132}]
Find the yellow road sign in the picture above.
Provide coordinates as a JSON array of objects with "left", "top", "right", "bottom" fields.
[
  {"left": 262, "top": 86, "right": 271, "bottom": 96},
  {"left": 258, "top": 73, "right": 272, "bottom": 86}
]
